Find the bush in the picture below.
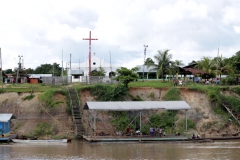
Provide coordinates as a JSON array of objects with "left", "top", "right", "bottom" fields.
[
  {"left": 34, "top": 122, "right": 53, "bottom": 136},
  {"left": 39, "top": 89, "right": 65, "bottom": 109},
  {"left": 22, "top": 95, "right": 35, "bottom": 100},
  {"left": 222, "top": 76, "right": 237, "bottom": 85},
  {"left": 162, "top": 88, "right": 181, "bottom": 100}
]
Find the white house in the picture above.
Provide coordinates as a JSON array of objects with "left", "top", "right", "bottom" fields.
[{"left": 67, "top": 55, "right": 122, "bottom": 83}]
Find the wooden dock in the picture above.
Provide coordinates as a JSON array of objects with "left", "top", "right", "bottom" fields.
[{"left": 83, "top": 135, "right": 190, "bottom": 143}]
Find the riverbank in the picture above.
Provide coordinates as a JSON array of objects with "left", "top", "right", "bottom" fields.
[{"left": 0, "top": 86, "right": 239, "bottom": 139}]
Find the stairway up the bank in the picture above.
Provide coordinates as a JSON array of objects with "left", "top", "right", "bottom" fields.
[{"left": 67, "top": 87, "right": 84, "bottom": 138}]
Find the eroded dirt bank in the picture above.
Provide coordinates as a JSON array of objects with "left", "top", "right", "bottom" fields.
[{"left": 0, "top": 88, "right": 239, "bottom": 138}]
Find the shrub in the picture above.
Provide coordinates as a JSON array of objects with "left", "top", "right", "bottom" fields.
[
  {"left": 162, "top": 88, "right": 181, "bottom": 100},
  {"left": 22, "top": 95, "right": 35, "bottom": 100},
  {"left": 34, "top": 122, "right": 53, "bottom": 136}
]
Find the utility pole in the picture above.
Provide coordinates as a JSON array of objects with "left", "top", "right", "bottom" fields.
[
  {"left": 70, "top": 53, "right": 71, "bottom": 70},
  {"left": 0, "top": 48, "right": 3, "bottom": 88},
  {"left": 216, "top": 41, "right": 220, "bottom": 79},
  {"left": 16, "top": 55, "right": 23, "bottom": 84},
  {"left": 61, "top": 49, "right": 63, "bottom": 76},
  {"left": 52, "top": 63, "right": 55, "bottom": 85},
  {"left": 142, "top": 45, "right": 148, "bottom": 81}
]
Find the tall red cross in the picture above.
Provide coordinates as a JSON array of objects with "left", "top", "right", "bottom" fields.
[{"left": 83, "top": 31, "right": 98, "bottom": 77}]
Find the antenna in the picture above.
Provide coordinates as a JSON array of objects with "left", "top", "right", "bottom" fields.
[
  {"left": 70, "top": 53, "right": 71, "bottom": 70},
  {"left": 61, "top": 49, "right": 63, "bottom": 77},
  {"left": 142, "top": 45, "right": 148, "bottom": 82},
  {"left": 216, "top": 41, "right": 220, "bottom": 79},
  {"left": 109, "top": 51, "right": 112, "bottom": 74}
]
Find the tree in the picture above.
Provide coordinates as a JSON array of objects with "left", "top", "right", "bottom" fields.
[
  {"left": 115, "top": 67, "right": 139, "bottom": 87},
  {"left": 91, "top": 66, "right": 106, "bottom": 76},
  {"left": 147, "top": 49, "right": 173, "bottom": 81},
  {"left": 230, "top": 50, "right": 240, "bottom": 73},
  {"left": 4, "top": 69, "right": 13, "bottom": 74},
  {"left": 24, "top": 68, "right": 35, "bottom": 74},
  {"left": 213, "top": 55, "right": 233, "bottom": 78},
  {"left": 35, "top": 63, "right": 62, "bottom": 76},
  {"left": 144, "top": 58, "right": 154, "bottom": 65},
  {"left": 195, "top": 57, "right": 215, "bottom": 78},
  {"left": 171, "top": 60, "right": 184, "bottom": 79}
]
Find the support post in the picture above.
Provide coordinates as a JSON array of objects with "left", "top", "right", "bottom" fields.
[
  {"left": 94, "top": 110, "right": 96, "bottom": 137},
  {"left": 186, "top": 110, "right": 188, "bottom": 136},
  {"left": 140, "top": 111, "right": 142, "bottom": 131}
]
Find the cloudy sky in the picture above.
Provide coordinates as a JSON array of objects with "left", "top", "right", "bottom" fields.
[{"left": 0, "top": 0, "right": 240, "bottom": 70}]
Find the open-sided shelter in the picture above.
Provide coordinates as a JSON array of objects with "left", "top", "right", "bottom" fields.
[{"left": 84, "top": 101, "right": 191, "bottom": 137}]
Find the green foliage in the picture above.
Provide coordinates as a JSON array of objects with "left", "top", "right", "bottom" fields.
[
  {"left": 144, "top": 57, "right": 154, "bottom": 65},
  {"left": 34, "top": 122, "right": 53, "bottom": 136},
  {"left": 231, "top": 50, "right": 240, "bottom": 73},
  {"left": 13, "top": 122, "right": 22, "bottom": 131},
  {"left": 177, "top": 119, "right": 196, "bottom": 133},
  {"left": 141, "top": 124, "right": 151, "bottom": 134},
  {"left": 162, "top": 88, "right": 181, "bottom": 100},
  {"left": 207, "top": 91, "right": 220, "bottom": 103},
  {"left": 39, "top": 89, "right": 65, "bottom": 109},
  {"left": 133, "top": 95, "right": 143, "bottom": 101},
  {"left": 231, "top": 87, "right": 240, "bottom": 95},
  {"left": 115, "top": 67, "right": 139, "bottom": 87},
  {"left": 35, "top": 63, "right": 62, "bottom": 76},
  {"left": 149, "top": 92, "right": 155, "bottom": 99},
  {"left": 90, "top": 84, "right": 128, "bottom": 101},
  {"left": 221, "top": 75, "right": 237, "bottom": 85},
  {"left": 147, "top": 49, "right": 174, "bottom": 80},
  {"left": 141, "top": 111, "right": 177, "bottom": 134},
  {"left": 219, "top": 94, "right": 240, "bottom": 113},
  {"left": 111, "top": 112, "right": 130, "bottom": 131},
  {"left": 0, "top": 88, "right": 5, "bottom": 94},
  {"left": 91, "top": 66, "right": 106, "bottom": 76},
  {"left": 150, "top": 111, "right": 177, "bottom": 128},
  {"left": 3, "top": 68, "right": 13, "bottom": 74},
  {"left": 22, "top": 94, "right": 35, "bottom": 100}
]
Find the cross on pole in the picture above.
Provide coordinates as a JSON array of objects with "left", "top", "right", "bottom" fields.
[{"left": 83, "top": 31, "right": 98, "bottom": 77}]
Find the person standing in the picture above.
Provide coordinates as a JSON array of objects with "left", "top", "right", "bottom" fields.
[
  {"left": 159, "top": 127, "right": 163, "bottom": 137},
  {"left": 0, "top": 128, "right": 4, "bottom": 137}
]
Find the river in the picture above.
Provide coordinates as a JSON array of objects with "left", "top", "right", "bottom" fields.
[{"left": 1, "top": 140, "right": 240, "bottom": 160}]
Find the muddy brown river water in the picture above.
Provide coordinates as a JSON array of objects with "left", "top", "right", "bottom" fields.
[{"left": 1, "top": 140, "right": 240, "bottom": 160}]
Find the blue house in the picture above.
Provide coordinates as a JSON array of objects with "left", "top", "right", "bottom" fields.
[{"left": 0, "top": 114, "right": 15, "bottom": 136}]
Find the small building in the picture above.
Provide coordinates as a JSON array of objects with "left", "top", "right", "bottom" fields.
[
  {"left": 0, "top": 114, "right": 16, "bottom": 136},
  {"left": 69, "top": 70, "right": 84, "bottom": 83},
  {"left": 28, "top": 74, "right": 52, "bottom": 84}
]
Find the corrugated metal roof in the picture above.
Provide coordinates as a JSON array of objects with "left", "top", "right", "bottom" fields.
[
  {"left": 0, "top": 114, "right": 15, "bottom": 122},
  {"left": 28, "top": 74, "right": 52, "bottom": 78},
  {"left": 69, "top": 70, "right": 84, "bottom": 75},
  {"left": 84, "top": 101, "right": 191, "bottom": 111}
]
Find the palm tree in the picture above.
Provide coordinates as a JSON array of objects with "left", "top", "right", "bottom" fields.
[
  {"left": 147, "top": 49, "right": 173, "bottom": 81},
  {"left": 195, "top": 57, "right": 215, "bottom": 79},
  {"left": 171, "top": 60, "right": 184, "bottom": 79},
  {"left": 214, "top": 55, "right": 233, "bottom": 79}
]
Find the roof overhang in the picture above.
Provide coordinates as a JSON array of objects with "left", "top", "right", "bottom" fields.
[
  {"left": 0, "top": 114, "right": 16, "bottom": 122},
  {"left": 83, "top": 101, "right": 191, "bottom": 111}
]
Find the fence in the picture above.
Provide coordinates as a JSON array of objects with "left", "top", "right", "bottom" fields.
[{"left": 41, "top": 76, "right": 119, "bottom": 85}]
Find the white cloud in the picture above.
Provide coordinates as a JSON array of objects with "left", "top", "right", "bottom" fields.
[
  {"left": 0, "top": 0, "right": 240, "bottom": 71},
  {"left": 233, "top": 26, "right": 240, "bottom": 34}
]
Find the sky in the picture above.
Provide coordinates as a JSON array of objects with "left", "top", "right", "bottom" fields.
[{"left": 0, "top": 0, "right": 240, "bottom": 70}]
